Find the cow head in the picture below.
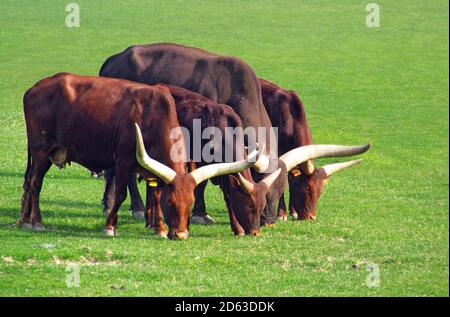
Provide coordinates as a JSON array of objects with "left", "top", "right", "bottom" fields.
[
  {"left": 279, "top": 144, "right": 371, "bottom": 221},
  {"left": 227, "top": 168, "right": 282, "bottom": 235},
  {"left": 156, "top": 174, "right": 196, "bottom": 240},
  {"left": 288, "top": 159, "right": 363, "bottom": 220},
  {"left": 135, "top": 124, "right": 260, "bottom": 240}
]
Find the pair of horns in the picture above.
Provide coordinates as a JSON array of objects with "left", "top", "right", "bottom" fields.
[
  {"left": 236, "top": 168, "right": 282, "bottom": 193},
  {"left": 235, "top": 143, "right": 280, "bottom": 193},
  {"left": 135, "top": 124, "right": 261, "bottom": 185},
  {"left": 279, "top": 144, "right": 371, "bottom": 175},
  {"left": 234, "top": 142, "right": 370, "bottom": 193}
]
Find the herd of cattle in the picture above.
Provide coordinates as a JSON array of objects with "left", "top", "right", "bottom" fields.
[{"left": 18, "top": 43, "right": 371, "bottom": 240}]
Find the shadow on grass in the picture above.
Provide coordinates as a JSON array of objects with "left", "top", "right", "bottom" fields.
[
  {"left": 1, "top": 198, "right": 138, "bottom": 217},
  {"left": 1, "top": 199, "right": 231, "bottom": 239},
  {"left": 40, "top": 198, "right": 102, "bottom": 210},
  {"left": 1, "top": 218, "right": 233, "bottom": 240},
  {"left": 0, "top": 203, "right": 145, "bottom": 233},
  {"left": 0, "top": 169, "right": 98, "bottom": 181},
  {"left": 0, "top": 216, "right": 151, "bottom": 239},
  {"left": 45, "top": 223, "right": 150, "bottom": 239},
  {"left": 1, "top": 212, "right": 233, "bottom": 240}
]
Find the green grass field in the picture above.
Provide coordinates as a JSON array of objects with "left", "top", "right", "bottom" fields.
[{"left": 0, "top": 0, "right": 448, "bottom": 296}]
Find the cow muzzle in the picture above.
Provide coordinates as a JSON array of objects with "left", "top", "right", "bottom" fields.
[
  {"left": 170, "top": 230, "right": 189, "bottom": 240},
  {"left": 298, "top": 211, "right": 316, "bottom": 221},
  {"left": 248, "top": 229, "right": 260, "bottom": 236}
]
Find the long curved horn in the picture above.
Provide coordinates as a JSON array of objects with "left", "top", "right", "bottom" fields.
[
  {"left": 279, "top": 143, "right": 371, "bottom": 172},
  {"left": 237, "top": 173, "right": 254, "bottom": 193},
  {"left": 189, "top": 148, "right": 260, "bottom": 185},
  {"left": 322, "top": 159, "right": 363, "bottom": 177},
  {"left": 261, "top": 168, "right": 282, "bottom": 189},
  {"left": 135, "top": 123, "right": 177, "bottom": 184}
]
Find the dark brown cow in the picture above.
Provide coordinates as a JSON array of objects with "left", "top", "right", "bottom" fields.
[
  {"left": 19, "top": 73, "right": 259, "bottom": 240},
  {"left": 259, "top": 79, "right": 368, "bottom": 220},
  {"left": 99, "top": 43, "right": 371, "bottom": 229}
]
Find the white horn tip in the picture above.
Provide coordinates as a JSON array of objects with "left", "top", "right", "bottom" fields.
[
  {"left": 323, "top": 158, "right": 364, "bottom": 177},
  {"left": 253, "top": 154, "right": 270, "bottom": 173}
]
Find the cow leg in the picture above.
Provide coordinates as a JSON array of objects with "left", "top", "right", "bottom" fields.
[
  {"left": 288, "top": 190, "right": 299, "bottom": 219},
  {"left": 103, "top": 163, "right": 129, "bottom": 236},
  {"left": 144, "top": 184, "right": 154, "bottom": 229},
  {"left": 144, "top": 184, "right": 162, "bottom": 231},
  {"left": 128, "top": 173, "right": 145, "bottom": 221},
  {"left": 27, "top": 151, "right": 52, "bottom": 231},
  {"left": 277, "top": 193, "right": 288, "bottom": 221},
  {"left": 103, "top": 170, "right": 145, "bottom": 221},
  {"left": 18, "top": 150, "right": 34, "bottom": 229},
  {"left": 222, "top": 192, "right": 245, "bottom": 236},
  {"left": 191, "top": 180, "right": 215, "bottom": 225},
  {"left": 150, "top": 187, "right": 168, "bottom": 238},
  {"left": 260, "top": 195, "right": 277, "bottom": 227},
  {"left": 102, "top": 168, "right": 115, "bottom": 216}
]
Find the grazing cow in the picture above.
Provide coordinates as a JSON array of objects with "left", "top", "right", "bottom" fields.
[
  {"left": 99, "top": 43, "right": 371, "bottom": 228},
  {"left": 19, "top": 73, "right": 259, "bottom": 240},
  {"left": 259, "top": 78, "right": 368, "bottom": 220}
]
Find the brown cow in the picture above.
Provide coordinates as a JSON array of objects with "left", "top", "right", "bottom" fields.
[
  {"left": 260, "top": 78, "right": 368, "bottom": 220},
  {"left": 19, "top": 73, "right": 259, "bottom": 240}
]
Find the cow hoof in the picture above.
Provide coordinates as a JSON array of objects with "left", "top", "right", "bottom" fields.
[
  {"left": 132, "top": 211, "right": 145, "bottom": 221},
  {"left": 22, "top": 222, "right": 33, "bottom": 229},
  {"left": 103, "top": 228, "right": 116, "bottom": 237},
  {"left": 277, "top": 215, "right": 288, "bottom": 222},
  {"left": 191, "top": 215, "right": 216, "bottom": 225},
  {"left": 32, "top": 224, "right": 45, "bottom": 231},
  {"left": 16, "top": 219, "right": 32, "bottom": 229},
  {"left": 234, "top": 232, "right": 245, "bottom": 237},
  {"left": 291, "top": 212, "right": 298, "bottom": 220}
]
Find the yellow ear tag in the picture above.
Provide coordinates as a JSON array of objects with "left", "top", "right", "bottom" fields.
[
  {"left": 147, "top": 178, "right": 158, "bottom": 187},
  {"left": 292, "top": 169, "right": 301, "bottom": 177}
]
